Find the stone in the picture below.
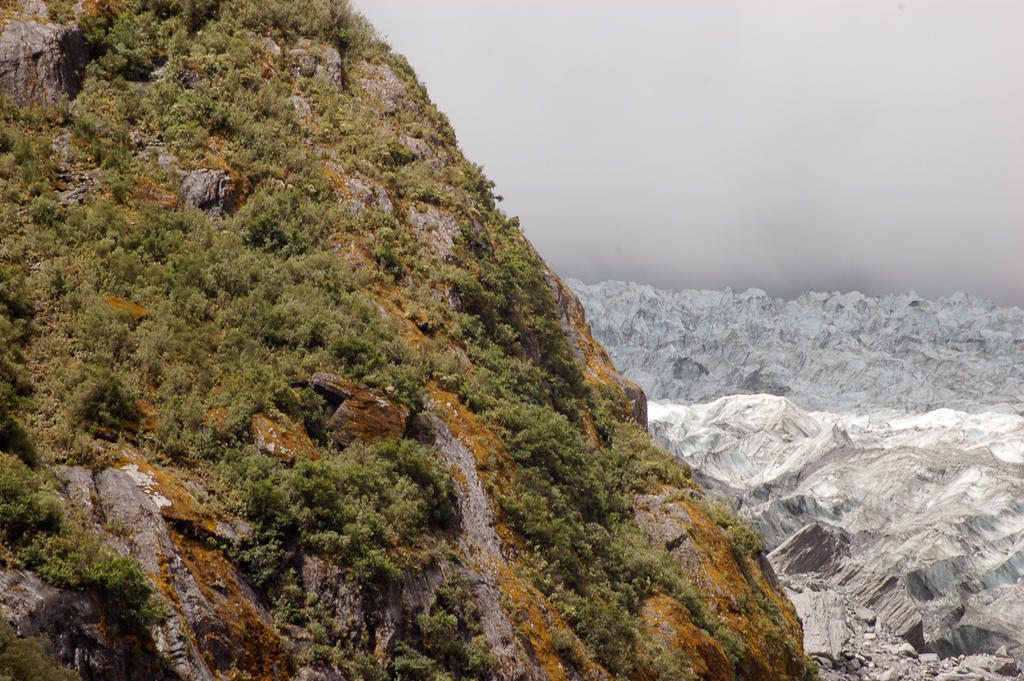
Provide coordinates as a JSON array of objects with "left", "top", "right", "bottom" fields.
[
  {"left": 327, "top": 388, "right": 410, "bottom": 446},
  {"left": 402, "top": 135, "right": 434, "bottom": 162},
  {"left": 251, "top": 413, "right": 316, "bottom": 463},
  {"left": 306, "top": 371, "right": 357, "bottom": 404},
  {"left": 960, "top": 654, "right": 1020, "bottom": 677},
  {"left": 14, "top": 0, "right": 48, "bottom": 18},
  {"left": 991, "top": 658, "right": 1019, "bottom": 676},
  {"left": 179, "top": 168, "right": 234, "bottom": 216},
  {"left": 317, "top": 47, "right": 344, "bottom": 89},
  {"left": 919, "top": 653, "right": 940, "bottom": 663},
  {"left": 288, "top": 46, "right": 344, "bottom": 90},
  {"left": 293, "top": 667, "right": 345, "bottom": 681},
  {"left": 0, "top": 20, "right": 86, "bottom": 107},
  {"left": 407, "top": 204, "right": 460, "bottom": 261},
  {"left": 788, "top": 588, "right": 851, "bottom": 661},
  {"left": 855, "top": 606, "right": 878, "bottom": 626},
  {"left": 355, "top": 62, "right": 410, "bottom": 114},
  {"left": 291, "top": 94, "right": 313, "bottom": 124},
  {"left": 335, "top": 171, "right": 393, "bottom": 215},
  {"left": 897, "top": 642, "right": 918, "bottom": 658},
  {"left": 422, "top": 404, "right": 502, "bottom": 556}
]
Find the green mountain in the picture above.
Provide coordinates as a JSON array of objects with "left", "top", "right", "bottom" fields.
[{"left": 0, "top": 1, "right": 812, "bottom": 680}]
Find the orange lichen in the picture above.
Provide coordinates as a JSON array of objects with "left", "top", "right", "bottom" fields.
[
  {"left": 643, "top": 595, "right": 733, "bottom": 681},
  {"left": 171, "top": 529, "right": 291, "bottom": 680},
  {"left": 132, "top": 177, "right": 179, "bottom": 209},
  {"left": 106, "top": 295, "right": 148, "bottom": 320},
  {"left": 637, "top": 493, "right": 807, "bottom": 681},
  {"left": 251, "top": 412, "right": 317, "bottom": 463},
  {"left": 114, "top": 446, "right": 219, "bottom": 536}
]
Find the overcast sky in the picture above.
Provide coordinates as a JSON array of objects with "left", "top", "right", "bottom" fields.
[{"left": 353, "top": 1, "right": 1024, "bottom": 305}]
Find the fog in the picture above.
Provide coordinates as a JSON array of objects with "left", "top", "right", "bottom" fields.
[{"left": 354, "top": 0, "right": 1024, "bottom": 305}]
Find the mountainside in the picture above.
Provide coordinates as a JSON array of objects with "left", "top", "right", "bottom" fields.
[
  {"left": 570, "top": 280, "right": 1024, "bottom": 679},
  {"left": 569, "top": 279, "right": 1024, "bottom": 412},
  {"left": 0, "top": 2, "right": 810, "bottom": 681}
]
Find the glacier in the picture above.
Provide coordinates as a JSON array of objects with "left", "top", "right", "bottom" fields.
[
  {"left": 569, "top": 279, "right": 1024, "bottom": 412},
  {"left": 571, "top": 279, "right": 1024, "bottom": 678}
]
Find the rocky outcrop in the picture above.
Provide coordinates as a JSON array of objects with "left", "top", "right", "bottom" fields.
[
  {"left": 784, "top": 572, "right": 1022, "bottom": 681},
  {"left": 323, "top": 159, "right": 395, "bottom": 215},
  {"left": 326, "top": 389, "right": 409, "bottom": 446},
  {"left": 355, "top": 62, "right": 411, "bottom": 114},
  {"left": 288, "top": 45, "right": 344, "bottom": 90},
  {"left": 633, "top": 491, "right": 809, "bottom": 681},
  {"left": 407, "top": 204, "right": 461, "bottom": 261},
  {"left": 178, "top": 169, "right": 234, "bottom": 216},
  {"left": 0, "top": 19, "right": 86, "bottom": 107},
  {"left": 0, "top": 569, "right": 178, "bottom": 681},
  {"left": 299, "top": 371, "right": 411, "bottom": 446},
  {"left": 251, "top": 413, "right": 316, "bottom": 462}
]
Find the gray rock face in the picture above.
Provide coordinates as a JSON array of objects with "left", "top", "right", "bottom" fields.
[
  {"left": 0, "top": 20, "right": 86, "bottom": 107},
  {"left": 407, "top": 204, "right": 460, "bottom": 261},
  {"left": 789, "top": 588, "right": 850, "bottom": 662},
  {"left": 569, "top": 279, "right": 1024, "bottom": 412},
  {"left": 356, "top": 62, "right": 411, "bottom": 114},
  {"left": 179, "top": 168, "right": 234, "bottom": 216}
]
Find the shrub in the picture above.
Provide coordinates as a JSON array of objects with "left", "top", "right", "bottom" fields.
[
  {"left": 66, "top": 365, "right": 140, "bottom": 431},
  {"left": 0, "top": 456, "right": 156, "bottom": 626},
  {"left": 0, "top": 618, "right": 79, "bottom": 681}
]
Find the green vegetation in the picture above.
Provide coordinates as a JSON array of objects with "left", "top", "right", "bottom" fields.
[
  {"left": 0, "top": 0, "right": 809, "bottom": 678},
  {"left": 0, "top": 618, "right": 79, "bottom": 681},
  {"left": 0, "top": 266, "right": 34, "bottom": 463},
  {"left": 230, "top": 439, "right": 456, "bottom": 588},
  {"left": 0, "top": 455, "right": 156, "bottom": 625}
]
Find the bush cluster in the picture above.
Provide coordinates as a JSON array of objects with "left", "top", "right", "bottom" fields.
[{"left": 0, "top": 456, "right": 156, "bottom": 625}]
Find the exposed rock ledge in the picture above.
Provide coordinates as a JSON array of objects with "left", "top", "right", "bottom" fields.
[{"left": 0, "top": 19, "right": 86, "bottom": 107}]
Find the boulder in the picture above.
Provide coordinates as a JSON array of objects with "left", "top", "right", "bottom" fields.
[
  {"left": 407, "top": 204, "right": 460, "bottom": 261},
  {"left": 355, "top": 62, "right": 410, "bottom": 114},
  {"left": 251, "top": 413, "right": 316, "bottom": 463},
  {"left": 333, "top": 170, "right": 393, "bottom": 215},
  {"left": 327, "top": 388, "right": 409, "bottom": 446},
  {"left": 179, "top": 168, "right": 234, "bottom": 216},
  {"left": 0, "top": 20, "right": 86, "bottom": 107},
  {"left": 295, "top": 371, "right": 411, "bottom": 446},
  {"left": 288, "top": 46, "right": 344, "bottom": 90},
  {"left": 307, "top": 371, "right": 357, "bottom": 404},
  {"left": 788, "top": 588, "right": 851, "bottom": 662},
  {"left": 855, "top": 605, "right": 878, "bottom": 626}
]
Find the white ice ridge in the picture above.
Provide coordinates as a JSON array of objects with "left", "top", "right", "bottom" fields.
[{"left": 569, "top": 279, "right": 1024, "bottom": 413}]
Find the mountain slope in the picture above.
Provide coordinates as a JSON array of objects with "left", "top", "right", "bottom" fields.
[{"left": 0, "top": 2, "right": 809, "bottom": 680}]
